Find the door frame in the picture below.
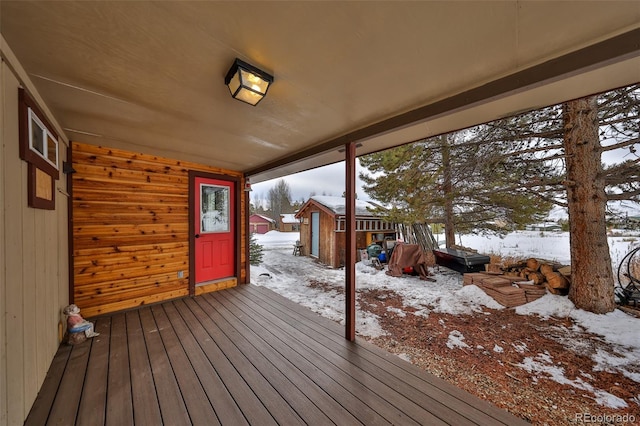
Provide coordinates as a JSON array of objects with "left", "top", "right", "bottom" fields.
[{"left": 188, "top": 170, "right": 241, "bottom": 295}]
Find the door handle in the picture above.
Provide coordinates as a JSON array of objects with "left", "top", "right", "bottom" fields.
[{"left": 195, "top": 234, "right": 200, "bottom": 238}]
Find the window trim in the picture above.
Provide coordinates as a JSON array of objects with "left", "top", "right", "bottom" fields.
[
  {"left": 19, "top": 88, "right": 60, "bottom": 180},
  {"left": 27, "top": 107, "right": 59, "bottom": 171}
]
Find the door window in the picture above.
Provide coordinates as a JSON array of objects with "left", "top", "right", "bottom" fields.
[{"left": 200, "top": 184, "right": 230, "bottom": 233}]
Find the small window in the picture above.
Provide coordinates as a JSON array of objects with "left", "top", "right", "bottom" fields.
[
  {"left": 28, "top": 108, "right": 58, "bottom": 170},
  {"left": 19, "top": 88, "right": 61, "bottom": 209}
]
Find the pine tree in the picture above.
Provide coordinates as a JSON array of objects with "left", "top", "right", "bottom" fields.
[
  {"left": 249, "top": 233, "right": 264, "bottom": 266},
  {"left": 359, "top": 130, "right": 553, "bottom": 243},
  {"left": 564, "top": 95, "right": 615, "bottom": 313},
  {"left": 267, "top": 179, "right": 293, "bottom": 228},
  {"left": 360, "top": 84, "right": 639, "bottom": 314}
]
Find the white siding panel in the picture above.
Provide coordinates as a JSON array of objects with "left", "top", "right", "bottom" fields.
[
  {"left": 3, "top": 62, "right": 27, "bottom": 425},
  {"left": 1, "top": 56, "right": 70, "bottom": 424}
]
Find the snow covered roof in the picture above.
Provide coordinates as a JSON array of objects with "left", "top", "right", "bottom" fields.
[
  {"left": 250, "top": 214, "right": 275, "bottom": 223},
  {"left": 280, "top": 214, "right": 299, "bottom": 224},
  {"left": 307, "top": 195, "right": 382, "bottom": 217}
]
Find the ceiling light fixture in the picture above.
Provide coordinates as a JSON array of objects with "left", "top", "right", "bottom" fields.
[{"left": 224, "top": 58, "right": 274, "bottom": 106}]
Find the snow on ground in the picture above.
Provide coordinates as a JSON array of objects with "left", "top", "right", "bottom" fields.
[
  {"left": 460, "top": 230, "right": 637, "bottom": 267},
  {"left": 251, "top": 230, "right": 640, "bottom": 408}
]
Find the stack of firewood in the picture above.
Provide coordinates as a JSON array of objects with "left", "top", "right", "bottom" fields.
[
  {"left": 463, "top": 257, "right": 571, "bottom": 307},
  {"left": 463, "top": 273, "right": 546, "bottom": 307},
  {"left": 500, "top": 258, "right": 571, "bottom": 295}
]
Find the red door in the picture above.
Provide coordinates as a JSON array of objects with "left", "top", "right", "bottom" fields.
[{"left": 194, "top": 177, "right": 235, "bottom": 283}]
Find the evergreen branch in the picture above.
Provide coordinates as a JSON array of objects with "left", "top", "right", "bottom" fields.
[
  {"left": 600, "top": 137, "right": 640, "bottom": 153},
  {"left": 606, "top": 190, "right": 640, "bottom": 201}
]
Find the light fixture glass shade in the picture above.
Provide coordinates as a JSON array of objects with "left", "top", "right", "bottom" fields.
[{"left": 224, "top": 58, "right": 274, "bottom": 106}]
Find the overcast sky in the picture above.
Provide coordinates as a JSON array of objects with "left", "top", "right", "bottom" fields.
[
  {"left": 250, "top": 159, "right": 372, "bottom": 206},
  {"left": 250, "top": 143, "right": 637, "bottom": 210}
]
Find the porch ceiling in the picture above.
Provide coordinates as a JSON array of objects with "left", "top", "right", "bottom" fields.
[{"left": 2, "top": 1, "right": 639, "bottom": 182}]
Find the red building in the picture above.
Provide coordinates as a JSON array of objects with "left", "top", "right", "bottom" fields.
[{"left": 249, "top": 214, "right": 276, "bottom": 234}]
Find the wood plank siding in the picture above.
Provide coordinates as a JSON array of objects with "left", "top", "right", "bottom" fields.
[
  {"left": 26, "top": 285, "right": 529, "bottom": 426},
  {"left": 297, "top": 198, "right": 396, "bottom": 268},
  {"left": 72, "top": 143, "right": 246, "bottom": 317},
  {"left": 298, "top": 205, "right": 337, "bottom": 266}
]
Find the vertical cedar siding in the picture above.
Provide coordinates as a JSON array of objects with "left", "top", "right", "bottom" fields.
[
  {"left": 297, "top": 200, "right": 391, "bottom": 269},
  {"left": 297, "top": 206, "right": 335, "bottom": 267},
  {"left": 321, "top": 209, "right": 336, "bottom": 268},
  {"left": 71, "top": 142, "right": 246, "bottom": 317}
]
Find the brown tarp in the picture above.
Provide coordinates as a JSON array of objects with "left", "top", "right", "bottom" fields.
[{"left": 386, "top": 243, "right": 431, "bottom": 280}]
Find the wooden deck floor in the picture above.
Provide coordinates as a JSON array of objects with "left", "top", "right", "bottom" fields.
[{"left": 26, "top": 284, "right": 529, "bottom": 425}]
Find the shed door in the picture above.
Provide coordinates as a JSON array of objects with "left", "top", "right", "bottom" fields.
[
  {"left": 194, "top": 177, "right": 235, "bottom": 283},
  {"left": 311, "top": 212, "right": 320, "bottom": 257}
]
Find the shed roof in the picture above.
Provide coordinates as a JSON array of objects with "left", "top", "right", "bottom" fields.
[
  {"left": 280, "top": 214, "right": 299, "bottom": 224},
  {"left": 250, "top": 214, "right": 275, "bottom": 223},
  {"left": 297, "top": 196, "right": 383, "bottom": 218}
]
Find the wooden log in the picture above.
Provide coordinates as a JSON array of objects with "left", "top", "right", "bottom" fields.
[
  {"left": 540, "top": 263, "right": 555, "bottom": 277},
  {"left": 526, "top": 271, "right": 546, "bottom": 285},
  {"left": 546, "top": 272, "right": 570, "bottom": 289},
  {"left": 526, "top": 258, "right": 540, "bottom": 271}
]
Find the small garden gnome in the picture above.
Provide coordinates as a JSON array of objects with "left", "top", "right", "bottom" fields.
[{"left": 63, "top": 304, "right": 99, "bottom": 344}]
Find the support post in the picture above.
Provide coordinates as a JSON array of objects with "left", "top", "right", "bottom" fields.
[{"left": 345, "top": 142, "right": 356, "bottom": 341}]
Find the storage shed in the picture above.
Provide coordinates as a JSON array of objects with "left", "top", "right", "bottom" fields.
[
  {"left": 280, "top": 213, "right": 300, "bottom": 232},
  {"left": 295, "top": 196, "right": 396, "bottom": 268}
]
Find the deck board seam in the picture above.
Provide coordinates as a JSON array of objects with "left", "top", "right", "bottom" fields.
[
  {"left": 163, "top": 300, "right": 249, "bottom": 425},
  {"left": 196, "top": 293, "right": 323, "bottom": 425},
  {"left": 125, "top": 310, "right": 163, "bottom": 425},
  {"left": 176, "top": 297, "right": 271, "bottom": 426},
  {"left": 139, "top": 306, "right": 192, "bottom": 425},
  {"left": 219, "top": 288, "right": 460, "bottom": 425},
  {"left": 151, "top": 304, "right": 221, "bottom": 425},
  {"left": 188, "top": 296, "right": 303, "bottom": 425},
  {"left": 25, "top": 288, "right": 530, "bottom": 426},
  {"left": 246, "top": 285, "right": 527, "bottom": 425},
  {"left": 209, "top": 290, "right": 371, "bottom": 426}
]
